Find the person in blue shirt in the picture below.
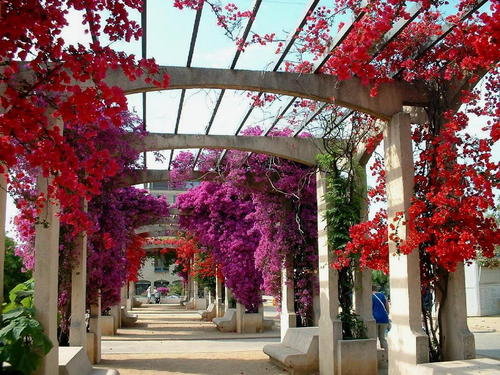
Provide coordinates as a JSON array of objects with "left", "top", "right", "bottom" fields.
[{"left": 372, "top": 285, "right": 390, "bottom": 349}]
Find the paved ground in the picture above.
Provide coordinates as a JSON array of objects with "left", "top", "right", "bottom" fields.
[
  {"left": 469, "top": 316, "right": 500, "bottom": 360},
  {"left": 95, "top": 303, "right": 500, "bottom": 374},
  {"left": 95, "top": 303, "right": 284, "bottom": 375},
  {"left": 102, "top": 304, "right": 280, "bottom": 342}
]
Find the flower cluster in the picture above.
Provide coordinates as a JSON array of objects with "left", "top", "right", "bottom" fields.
[
  {"left": 2, "top": 0, "right": 168, "bottom": 238},
  {"left": 172, "top": 127, "right": 318, "bottom": 319}
]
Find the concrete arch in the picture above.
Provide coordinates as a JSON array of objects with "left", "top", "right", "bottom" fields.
[
  {"left": 144, "top": 243, "right": 177, "bottom": 251},
  {"left": 135, "top": 223, "right": 180, "bottom": 235},
  {"left": 127, "top": 133, "right": 326, "bottom": 166},
  {"left": 119, "top": 169, "right": 210, "bottom": 187},
  {"left": 107, "top": 66, "right": 429, "bottom": 120}
]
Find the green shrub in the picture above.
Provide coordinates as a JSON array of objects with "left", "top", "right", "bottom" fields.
[
  {"left": 0, "top": 280, "right": 53, "bottom": 374},
  {"left": 337, "top": 311, "right": 367, "bottom": 340}
]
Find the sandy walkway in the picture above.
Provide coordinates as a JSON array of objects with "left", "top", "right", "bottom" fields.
[
  {"left": 95, "top": 303, "right": 285, "bottom": 375},
  {"left": 97, "top": 352, "right": 286, "bottom": 375}
]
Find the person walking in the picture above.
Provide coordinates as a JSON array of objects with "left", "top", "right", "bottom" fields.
[
  {"left": 372, "top": 285, "right": 390, "bottom": 350},
  {"left": 146, "top": 285, "right": 152, "bottom": 304}
]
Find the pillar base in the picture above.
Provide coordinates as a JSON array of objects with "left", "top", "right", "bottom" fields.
[
  {"left": 236, "top": 303, "right": 264, "bottom": 333},
  {"left": 388, "top": 327, "right": 429, "bottom": 375},
  {"left": 441, "top": 263, "right": 475, "bottom": 361},
  {"left": 319, "top": 318, "right": 342, "bottom": 374},
  {"left": 280, "top": 312, "right": 297, "bottom": 340}
]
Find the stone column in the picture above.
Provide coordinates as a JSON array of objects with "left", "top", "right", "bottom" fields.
[
  {"left": 312, "top": 292, "right": 320, "bottom": 326},
  {"left": 110, "top": 304, "right": 120, "bottom": 332},
  {"left": 215, "top": 272, "right": 224, "bottom": 317},
  {"left": 0, "top": 172, "right": 6, "bottom": 304},
  {"left": 127, "top": 281, "right": 135, "bottom": 310},
  {"left": 384, "top": 112, "right": 429, "bottom": 374},
  {"left": 186, "top": 274, "right": 192, "bottom": 300},
  {"left": 33, "top": 176, "right": 61, "bottom": 375},
  {"left": 69, "top": 202, "right": 88, "bottom": 348},
  {"left": 204, "top": 286, "right": 210, "bottom": 304},
  {"left": 236, "top": 302, "right": 245, "bottom": 333},
  {"left": 316, "top": 171, "right": 343, "bottom": 375},
  {"left": 193, "top": 279, "right": 199, "bottom": 299},
  {"left": 280, "top": 263, "right": 297, "bottom": 340},
  {"left": 120, "top": 285, "right": 127, "bottom": 307},
  {"left": 225, "top": 285, "right": 234, "bottom": 312},
  {"left": 353, "top": 270, "right": 376, "bottom": 339},
  {"left": 0, "top": 81, "right": 6, "bottom": 305},
  {"left": 33, "top": 110, "right": 64, "bottom": 375},
  {"left": 88, "top": 295, "right": 102, "bottom": 364},
  {"left": 440, "top": 262, "right": 475, "bottom": 360},
  {"left": 353, "top": 165, "right": 376, "bottom": 338}
]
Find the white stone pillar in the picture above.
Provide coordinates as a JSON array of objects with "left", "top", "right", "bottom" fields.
[
  {"left": 312, "top": 292, "right": 320, "bottom": 326},
  {"left": 353, "top": 270, "right": 376, "bottom": 339},
  {"left": 204, "top": 286, "right": 210, "bottom": 304},
  {"left": 186, "top": 274, "right": 192, "bottom": 300},
  {"left": 33, "top": 110, "right": 64, "bottom": 375},
  {"left": 88, "top": 296, "right": 102, "bottom": 364},
  {"left": 69, "top": 201, "right": 88, "bottom": 348},
  {"left": 127, "top": 281, "right": 135, "bottom": 310},
  {"left": 236, "top": 302, "right": 245, "bottom": 333},
  {"left": 0, "top": 172, "right": 6, "bottom": 304},
  {"left": 225, "top": 285, "right": 234, "bottom": 312},
  {"left": 384, "top": 112, "right": 429, "bottom": 374},
  {"left": 33, "top": 174, "right": 61, "bottom": 375},
  {"left": 316, "top": 171, "right": 343, "bottom": 375},
  {"left": 441, "top": 262, "right": 475, "bottom": 360},
  {"left": 193, "top": 279, "right": 199, "bottom": 299},
  {"left": 215, "top": 272, "right": 224, "bottom": 317},
  {"left": 353, "top": 164, "right": 376, "bottom": 338},
  {"left": 110, "top": 304, "right": 120, "bottom": 331},
  {"left": 121, "top": 284, "right": 127, "bottom": 308},
  {"left": 280, "top": 264, "right": 297, "bottom": 340},
  {"left": 0, "top": 80, "right": 6, "bottom": 304}
]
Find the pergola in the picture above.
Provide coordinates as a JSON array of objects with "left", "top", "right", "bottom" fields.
[{"left": 0, "top": 1, "right": 492, "bottom": 374}]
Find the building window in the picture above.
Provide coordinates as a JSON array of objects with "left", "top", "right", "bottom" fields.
[
  {"left": 135, "top": 280, "right": 151, "bottom": 295},
  {"left": 154, "top": 257, "right": 168, "bottom": 272}
]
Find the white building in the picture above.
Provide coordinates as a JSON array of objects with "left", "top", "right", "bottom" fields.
[
  {"left": 135, "top": 257, "right": 181, "bottom": 296},
  {"left": 135, "top": 181, "right": 200, "bottom": 295},
  {"left": 465, "top": 261, "right": 500, "bottom": 316}
]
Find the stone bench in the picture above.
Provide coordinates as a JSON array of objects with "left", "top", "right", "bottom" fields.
[
  {"left": 120, "top": 306, "right": 138, "bottom": 327},
  {"left": 201, "top": 302, "right": 217, "bottom": 321},
  {"left": 185, "top": 297, "right": 207, "bottom": 310},
  {"left": 131, "top": 296, "right": 142, "bottom": 308},
  {"left": 263, "top": 327, "right": 319, "bottom": 375},
  {"left": 213, "top": 308, "right": 237, "bottom": 332},
  {"left": 59, "top": 346, "right": 119, "bottom": 375}
]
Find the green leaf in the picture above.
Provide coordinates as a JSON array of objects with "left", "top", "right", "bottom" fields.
[{"left": 2, "top": 308, "right": 25, "bottom": 322}]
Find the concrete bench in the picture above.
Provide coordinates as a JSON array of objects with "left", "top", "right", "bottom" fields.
[
  {"left": 131, "top": 296, "right": 142, "bottom": 308},
  {"left": 59, "top": 346, "right": 119, "bottom": 375},
  {"left": 213, "top": 308, "right": 237, "bottom": 332},
  {"left": 201, "top": 302, "right": 217, "bottom": 321},
  {"left": 120, "top": 306, "right": 138, "bottom": 327},
  {"left": 263, "top": 327, "right": 319, "bottom": 375},
  {"left": 185, "top": 297, "right": 207, "bottom": 310}
]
